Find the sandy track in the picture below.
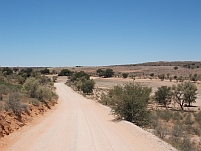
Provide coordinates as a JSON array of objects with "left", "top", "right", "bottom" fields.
[{"left": 1, "top": 83, "right": 176, "bottom": 151}]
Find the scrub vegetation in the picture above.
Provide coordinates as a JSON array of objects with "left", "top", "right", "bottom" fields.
[
  {"left": 99, "top": 81, "right": 201, "bottom": 150},
  {"left": 0, "top": 67, "right": 58, "bottom": 137}
]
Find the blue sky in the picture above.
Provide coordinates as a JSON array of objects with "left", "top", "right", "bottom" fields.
[{"left": 0, "top": 0, "right": 201, "bottom": 67}]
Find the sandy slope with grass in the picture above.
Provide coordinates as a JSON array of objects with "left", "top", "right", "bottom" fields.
[{"left": 0, "top": 82, "right": 176, "bottom": 151}]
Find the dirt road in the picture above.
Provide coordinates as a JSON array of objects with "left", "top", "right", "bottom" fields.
[{"left": 0, "top": 83, "right": 176, "bottom": 151}]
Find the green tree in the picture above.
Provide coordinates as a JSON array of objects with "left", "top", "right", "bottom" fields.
[
  {"left": 71, "top": 71, "right": 90, "bottom": 82},
  {"left": 158, "top": 74, "right": 165, "bottom": 81},
  {"left": 122, "top": 73, "right": 129, "bottom": 78},
  {"left": 2, "top": 67, "right": 13, "bottom": 75},
  {"left": 167, "top": 73, "right": 170, "bottom": 79},
  {"left": 107, "top": 83, "right": 152, "bottom": 126},
  {"left": 174, "top": 66, "right": 178, "bottom": 70},
  {"left": 104, "top": 68, "right": 114, "bottom": 78},
  {"left": 183, "top": 81, "right": 197, "bottom": 106},
  {"left": 51, "top": 70, "right": 57, "bottom": 74},
  {"left": 190, "top": 73, "right": 198, "bottom": 82},
  {"left": 172, "top": 81, "right": 197, "bottom": 110},
  {"left": 150, "top": 73, "right": 154, "bottom": 77},
  {"left": 58, "top": 69, "right": 72, "bottom": 76},
  {"left": 18, "top": 68, "right": 33, "bottom": 78},
  {"left": 96, "top": 69, "right": 105, "bottom": 77},
  {"left": 155, "top": 86, "right": 172, "bottom": 107},
  {"left": 40, "top": 68, "right": 50, "bottom": 74}
]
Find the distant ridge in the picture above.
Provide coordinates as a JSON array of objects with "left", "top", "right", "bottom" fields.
[{"left": 117, "top": 61, "right": 201, "bottom": 69}]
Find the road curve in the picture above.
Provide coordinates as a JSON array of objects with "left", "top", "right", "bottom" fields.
[{"left": 1, "top": 83, "right": 176, "bottom": 151}]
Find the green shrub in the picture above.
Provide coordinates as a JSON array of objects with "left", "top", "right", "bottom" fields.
[
  {"left": 36, "top": 86, "right": 53, "bottom": 101},
  {"left": 171, "top": 124, "right": 184, "bottom": 138},
  {"left": 122, "top": 73, "right": 129, "bottom": 78},
  {"left": 192, "top": 126, "right": 200, "bottom": 136},
  {"left": 184, "top": 114, "right": 194, "bottom": 125},
  {"left": 5, "top": 92, "right": 24, "bottom": 116},
  {"left": 107, "top": 83, "right": 152, "bottom": 126},
  {"left": 22, "top": 77, "right": 40, "bottom": 98},
  {"left": 158, "top": 74, "right": 165, "bottom": 81},
  {"left": 155, "top": 86, "right": 172, "bottom": 107},
  {"left": 155, "top": 123, "right": 168, "bottom": 139},
  {"left": 58, "top": 69, "right": 72, "bottom": 76},
  {"left": 71, "top": 71, "right": 90, "bottom": 82},
  {"left": 96, "top": 68, "right": 114, "bottom": 78},
  {"left": 0, "top": 84, "right": 8, "bottom": 100},
  {"left": 2, "top": 67, "right": 13, "bottom": 75},
  {"left": 156, "top": 110, "right": 172, "bottom": 122},
  {"left": 30, "top": 98, "right": 41, "bottom": 106},
  {"left": 149, "top": 112, "right": 159, "bottom": 129},
  {"left": 40, "top": 68, "right": 50, "bottom": 75},
  {"left": 180, "top": 137, "right": 195, "bottom": 151},
  {"left": 99, "top": 93, "right": 111, "bottom": 105},
  {"left": 81, "top": 80, "right": 95, "bottom": 94},
  {"left": 174, "top": 66, "right": 178, "bottom": 70},
  {"left": 52, "top": 76, "right": 58, "bottom": 82},
  {"left": 195, "top": 111, "right": 201, "bottom": 126},
  {"left": 172, "top": 111, "right": 183, "bottom": 121}
]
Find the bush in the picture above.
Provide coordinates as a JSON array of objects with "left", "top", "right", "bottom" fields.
[
  {"left": 5, "top": 92, "right": 25, "bottom": 116},
  {"left": 0, "top": 84, "right": 8, "bottom": 100},
  {"left": 58, "top": 69, "right": 72, "bottom": 76},
  {"left": 195, "top": 111, "right": 201, "bottom": 126},
  {"left": 171, "top": 124, "right": 184, "bottom": 138},
  {"left": 18, "top": 68, "right": 33, "bottom": 78},
  {"left": 52, "top": 76, "right": 58, "bottom": 82},
  {"left": 40, "top": 68, "right": 50, "bottom": 74},
  {"left": 180, "top": 137, "right": 195, "bottom": 151},
  {"left": 36, "top": 86, "right": 54, "bottom": 102},
  {"left": 156, "top": 110, "right": 172, "bottom": 122},
  {"left": 172, "top": 82, "right": 198, "bottom": 110},
  {"left": 122, "top": 73, "right": 128, "bottom": 78},
  {"left": 30, "top": 98, "right": 41, "bottom": 106},
  {"left": 184, "top": 114, "right": 194, "bottom": 125},
  {"left": 105, "top": 68, "right": 114, "bottom": 78},
  {"left": 150, "top": 73, "right": 154, "bottom": 77},
  {"left": 155, "top": 86, "right": 172, "bottom": 107},
  {"left": 172, "top": 111, "right": 183, "bottom": 121},
  {"left": 71, "top": 71, "right": 90, "bottom": 82},
  {"left": 22, "top": 77, "right": 40, "bottom": 98},
  {"left": 155, "top": 123, "right": 168, "bottom": 139},
  {"left": 96, "top": 69, "right": 105, "bottom": 77},
  {"left": 158, "top": 74, "right": 165, "bottom": 81},
  {"left": 174, "top": 66, "right": 178, "bottom": 70},
  {"left": 107, "top": 83, "right": 152, "bottom": 126},
  {"left": 81, "top": 80, "right": 95, "bottom": 94},
  {"left": 97, "top": 68, "right": 114, "bottom": 78},
  {"left": 2, "top": 67, "right": 13, "bottom": 75},
  {"left": 99, "top": 93, "right": 111, "bottom": 105}
]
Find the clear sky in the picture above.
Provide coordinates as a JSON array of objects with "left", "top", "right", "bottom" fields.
[{"left": 0, "top": 0, "right": 201, "bottom": 67}]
